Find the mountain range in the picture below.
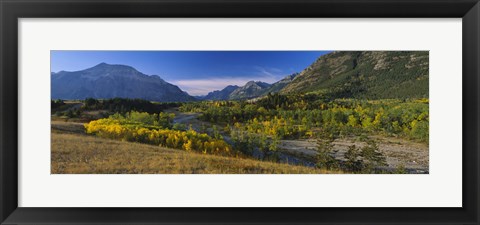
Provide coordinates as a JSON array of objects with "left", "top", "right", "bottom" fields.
[
  {"left": 51, "top": 51, "right": 428, "bottom": 102},
  {"left": 200, "top": 73, "right": 298, "bottom": 101},
  {"left": 202, "top": 51, "right": 428, "bottom": 100},
  {"left": 198, "top": 85, "right": 239, "bottom": 100}
]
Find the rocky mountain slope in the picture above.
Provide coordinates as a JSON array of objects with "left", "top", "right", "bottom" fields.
[
  {"left": 228, "top": 81, "right": 272, "bottom": 100},
  {"left": 264, "top": 73, "right": 298, "bottom": 94},
  {"left": 280, "top": 51, "right": 429, "bottom": 99},
  {"left": 201, "top": 85, "right": 239, "bottom": 100},
  {"left": 203, "top": 73, "right": 298, "bottom": 101},
  {"left": 51, "top": 63, "right": 195, "bottom": 102}
]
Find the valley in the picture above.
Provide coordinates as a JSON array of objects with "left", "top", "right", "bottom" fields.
[
  {"left": 164, "top": 108, "right": 428, "bottom": 173},
  {"left": 51, "top": 51, "right": 429, "bottom": 174}
]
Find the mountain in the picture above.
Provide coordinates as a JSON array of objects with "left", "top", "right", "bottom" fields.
[
  {"left": 229, "top": 81, "right": 272, "bottom": 100},
  {"left": 263, "top": 73, "right": 298, "bottom": 94},
  {"left": 280, "top": 51, "right": 429, "bottom": 99},
  {"left": 51, "top": 63, "right": 195, "bottom": 102},
  {"left": 202, "top": 85, "right": 239, "bottom": 100},
  {"left": 202, "top": 73, "right": 298, "bottom": 101},
  {"left": 54, "top": 51, "right": 429, "bottom": 103}
]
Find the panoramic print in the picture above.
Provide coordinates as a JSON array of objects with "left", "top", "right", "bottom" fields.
[{"left": 51, "top": 51, "right": 429, "bottom": 174}]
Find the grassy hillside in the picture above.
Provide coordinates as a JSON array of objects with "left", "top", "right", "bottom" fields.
[
  {"left": 51, "top": 132, "right": 336, "bottom": 174},
  {"left": 281, "top": 51, "right": 429, "bottom": 99}
]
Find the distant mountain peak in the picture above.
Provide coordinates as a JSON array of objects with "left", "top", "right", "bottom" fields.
[
  {"left": 244, "top": 81, "right": 271, "bottom": 88},
  {"left": 90, "top": 62, "right": 113, "bottom": 69},
  {"left": 51, "top": 64, "right": 195, "bottom": 102},
  {"left": 228, "top": 81, "right": 272, "bottom": 100},
  {"left": 88, "top": 62, "right": 137, "bottom": 71},
  {"left": 201, "top": 85, "right": 240, "bottom": 101}
]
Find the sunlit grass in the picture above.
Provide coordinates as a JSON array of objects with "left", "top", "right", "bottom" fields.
[{"left": 51, "top": 132, "right": 338, "bottom": 174}]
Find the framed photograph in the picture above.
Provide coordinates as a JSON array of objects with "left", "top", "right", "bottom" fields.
[{"left": 1, "top": 0, "right": 479, "bottom": 224}]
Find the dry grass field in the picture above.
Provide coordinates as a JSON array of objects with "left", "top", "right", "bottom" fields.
[{"left": 51, "top": 124, "right": 336, "bottom": 174}]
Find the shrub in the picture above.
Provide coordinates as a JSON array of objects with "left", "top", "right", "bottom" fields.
[
  {"left": 84, "top": 117, "right": 233, "bottom": 156},
  {"left": 315, "top": 137, "right": 338, "bottom": 170}
]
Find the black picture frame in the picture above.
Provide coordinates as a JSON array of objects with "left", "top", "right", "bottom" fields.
[{"left": 1, "top": 0, "right": 479, "bottom": 224}]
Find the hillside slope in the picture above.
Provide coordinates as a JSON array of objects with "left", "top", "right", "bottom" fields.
[
  {"left": 263, "top": 73, "right": 297, "bottom": 94},
  {"left": 280, "top": 51, "right": 429, "bottom": 99}
]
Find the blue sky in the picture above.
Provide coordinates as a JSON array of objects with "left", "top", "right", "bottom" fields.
[{"left": 51, "top": 51, "right": 331, "bottom": 95}]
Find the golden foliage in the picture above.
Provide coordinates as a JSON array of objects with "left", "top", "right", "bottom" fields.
[{"left": 84, "top": 118, "right": 232, "bottom": 156}]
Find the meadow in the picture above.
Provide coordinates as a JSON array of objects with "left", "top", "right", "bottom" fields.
[{"left": 52, "top": 122, "right": 333, "bottom": 174}]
